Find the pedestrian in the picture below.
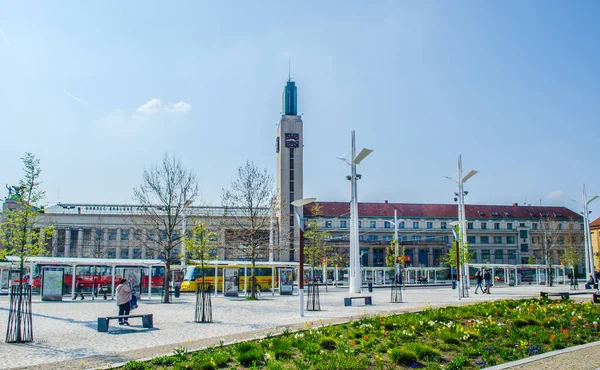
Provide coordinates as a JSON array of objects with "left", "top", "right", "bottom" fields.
[
  {"left": 74, "top": 278, "right": 84, "bottom": 300},
  {"left": 474, "top": 271, "right": 484, "bottom": 294},
  {"left": 483, "top": 269, "right": 492, "bottom": 294},
  {"left": 116, "top": 278, "right": 132, "bottom": 326}
]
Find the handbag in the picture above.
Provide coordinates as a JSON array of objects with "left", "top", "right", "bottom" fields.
[{"left": 130, "top": 293, "right": 138, "bottom": 310}]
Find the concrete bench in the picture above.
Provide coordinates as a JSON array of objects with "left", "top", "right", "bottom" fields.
[
  {"left": 344, "top": 296, "right": 372, "bottom": 307},
  {"left": 97, "top": 314, "right": 153, "bottom": 332}
]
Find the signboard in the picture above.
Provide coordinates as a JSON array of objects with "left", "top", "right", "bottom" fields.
[
  {"left": 42, "top": 267, "right": 64, "bottom": 301},
  {"left": 279, "top": 268, "right": 294, "bottom": 295},
  {"left": 124, "top": 268, "right": 142, "bottom": 295},
  {"left": 224, "top": 268, "right": 239, "bottom": 297}
]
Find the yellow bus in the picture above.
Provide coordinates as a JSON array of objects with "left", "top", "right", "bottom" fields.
[{"left": 180, "top": 265, "right": 281, "bottom": 293}]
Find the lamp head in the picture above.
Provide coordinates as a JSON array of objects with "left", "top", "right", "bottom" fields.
[{"left": 291, "top": 198, "right": 316, "bottom": 207}]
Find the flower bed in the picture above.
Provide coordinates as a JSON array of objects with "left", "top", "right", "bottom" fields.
[{"left": 122, "top": 298, "right": 600, "bottom": 369}]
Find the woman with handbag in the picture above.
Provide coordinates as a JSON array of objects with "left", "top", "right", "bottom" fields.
[{"left": 116, "top": 278, "right": 132, "bottom": 326}]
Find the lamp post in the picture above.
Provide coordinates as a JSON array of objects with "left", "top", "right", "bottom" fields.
[
  {"left": 571, "top": 185, "right": 598, "bottom": 282},
  {"left": 450, "top": 220, "right": 466, "bottom": 300},
  {"left": 338, "top": 130, "right": 372, "bottom": 294},
  {"left": 291, "top": 197, "right": 316, "bottom": 317},
  {"left": 180, "top": 200, "right": 193, "bottom": 269},
  {"left": 444, "top": 155, "right": 477, "bottom": 291}
]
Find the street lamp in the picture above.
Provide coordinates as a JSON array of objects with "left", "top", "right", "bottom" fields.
[
  {"left": 450, "top": 220, "right": 467, "bottom": 300},
  {"left": 571, "top": 184, "right": 598, "bottom": 283},
  {"left": 181, "top": 200, "right": 193, "bottom": 269},
  {"left": 338, "top": 130, "right": 372, "bottom": 294},
  {"left": 291, "top": 197, "right": 316, "bottom": 317},
  {"left": 444, "top": 155, "right": 478, "bottom": 290}
]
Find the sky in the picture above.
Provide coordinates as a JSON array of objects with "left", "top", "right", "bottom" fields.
[{"left": 0, "top": 1, "right": 599, "bottom": 220}]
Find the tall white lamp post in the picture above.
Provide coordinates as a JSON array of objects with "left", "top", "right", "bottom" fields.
[
  {"left": 338, "top": 130, "right": 372, "bottom": 294},
  {"left": 444, "top": 155, "right": 477, "bottom": 291},
  {"left": 180, "top": 200, "right": 193, "bottom": 269},
  {"left": 571, "top": 184, "right": 598, "bottom": 282},
  {"left": 450, "top": 220, "right": 467, "bottom": 300},
  {"left": 291, "top": 197, "right": 316, "bottom": 317}
]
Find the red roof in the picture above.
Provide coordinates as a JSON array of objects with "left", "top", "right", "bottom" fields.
[
  {"left": 305, "top": 202, "right": 582, "bottom": 220},
  {"left": 591, "top": 217, "right": 600, "bottom": 229}
]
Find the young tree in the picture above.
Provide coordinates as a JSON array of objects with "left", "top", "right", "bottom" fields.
[
  {"left": 184, "top": 222, "right": 217, "bottom": 289},
  {"left": 133, "top": 153, "right": 198, "bottom": 303},
  {"left": 221, "top": 161, "right": 274, "bottom": 299},
  {"left": 531, "top": 214, "right": 565, "bottom": 286},
  {"left": 561, "top": 218, "right": 585, "bottom": 284},
  {"left": 303, "top": 203, "right": 331, "bottom": 281},
  {"left": 0, "top": 153, "right": 53, "bottom": 342},
  {"left": 444, "top": 227, "right": 474, "bottom": 268}
]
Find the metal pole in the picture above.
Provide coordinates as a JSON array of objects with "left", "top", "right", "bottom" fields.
[
  {"left": 582, "top": 185, "right": 592, "bottom": 281},
  {"left": 349, "top": 130, "right": 361, "bottom": 294},
  {"left": 181, "top": 212, "right": 187, "bottom": 269},
  {"left": 455, "top": 239, "right": 461, "bottom": 300},
  {"left": 299, "top": 226, "right": 305, "bottom": 317},
  {"left": 394, "top": 209, "right": 399, "bottom": 280},
  {"left": 269, "top": 207, "right": 274, "bottom": 263}
]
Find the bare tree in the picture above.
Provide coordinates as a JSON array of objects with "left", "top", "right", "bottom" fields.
[
  {"left": 133, "top": 153, "right": 198, "bottom": 303},
  {"left": 531, "top": 214, "right": 576, "bottom": 286},
  {"left": 221, "top": 161, "right": 274, "bottom": 299},
  {"left": 561, "top": 218, "right": 585, "bottom": 284}
]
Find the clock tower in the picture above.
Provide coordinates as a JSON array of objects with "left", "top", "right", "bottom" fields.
[{"left": 276, "top": 78, "right": 303, "bottom": 262}]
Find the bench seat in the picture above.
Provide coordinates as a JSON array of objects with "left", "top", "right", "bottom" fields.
[
  {"left": 344, "top": 296, "right": 372, "bottom": 307},
  {"left": 98, "top": 314, "right": 153, "bottom": 332}
]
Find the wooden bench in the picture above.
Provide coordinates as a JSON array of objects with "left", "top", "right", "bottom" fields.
[
  {"left": 97, "top": 314, "right": 153, "bottom": 332},
  {"left": 540, "top": 292, "right": 600, "bottom": 303},
  {"left": 344, "top": 296, "right": 372, "bottom": 307}
]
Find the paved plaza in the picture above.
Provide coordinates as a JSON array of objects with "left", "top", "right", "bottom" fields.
[{"left": 0, "top": 284, "right": 596, "bottom": 369}]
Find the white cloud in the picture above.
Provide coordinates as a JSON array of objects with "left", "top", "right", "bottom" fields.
[
  {"left": 547, "top": 190, "right": 563, "bottom": 199},
  {"left": 165, "top": 101, "right": 192, "bottom": 114},
  {"left": 136, "top": 98, "right": 163, "bottom": 116},
  {"left": 136, "top": 98, "right": 191, "bottom": 115}
]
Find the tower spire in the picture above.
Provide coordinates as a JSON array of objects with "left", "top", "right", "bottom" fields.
[{"left": 288, "top": 57, "right": 291, "bottom": 81}]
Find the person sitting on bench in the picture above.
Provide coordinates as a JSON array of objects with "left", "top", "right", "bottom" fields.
[{"left": 116, "top": 278, "right": 132, "bottom": 326}]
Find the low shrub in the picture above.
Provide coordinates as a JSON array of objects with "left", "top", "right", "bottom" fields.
[
  {"left": 150, "top": 355, "right": 176, "bottom": 366},
  {"left": 271, "top": 338, "right": 294, "bottom": 360},
  {"left": 405, "top": 342, "right": 441, "bottom": 361},
  {"left": 235, "top": 342, "right": 264, "bottom": 367},
  {"left": 445, "top": 354, "right": 468, "bottom": 370},
  {"left": 121, "top": 361, "right": 149, "bottom": 370},
  {"left": 512, "top": 317, "right": 539, "bottom": 327},
  {"left": 319, "top": 336, "right": 337, "bottom": 350},
  {"left": 389, "top": 347, "right": 417, "bottom": 366}
]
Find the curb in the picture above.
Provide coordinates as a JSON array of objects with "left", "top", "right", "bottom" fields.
[{"left": 485, "top": 340, "right": 600, "bottom": 369}]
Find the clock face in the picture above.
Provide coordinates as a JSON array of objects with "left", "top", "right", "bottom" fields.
[{"left": 284, "top": 133, "right": 299, "bottom": 148}]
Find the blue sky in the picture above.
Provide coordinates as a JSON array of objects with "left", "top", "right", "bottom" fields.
[{"left": 0, "top": 1, "right": 599, "bottom": 219}]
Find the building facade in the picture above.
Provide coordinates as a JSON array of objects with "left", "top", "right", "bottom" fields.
[
  {"left": 591, "top": 217, "right": 600, "bottom": 270},
  {"left": 304, "top": 201, "right": 585, "bottom": 268}
]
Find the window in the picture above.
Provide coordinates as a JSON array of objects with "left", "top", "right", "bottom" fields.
[
  {"left": 493, "top": 236, "right": 502, "bottom": 244},
  {"left": 121, "top": 229, "right": 129, "bottom": 241},
  {"left": 426, "top": 235, "right": 435, "bottom": 241},
  {"left": 427, "top": 222, "right": 433, "bottom": 229},
  {"left": 340, "top": 220, "right": 347, "bottom": 228},
  {"left": 289, "top": 158, "right": 294, "bottom": 169},
  {"left": 494, "top": 223, "right": 500, "bottom": 230},
  {"left": 480, "top": 236, "right": 489, "bottom": 244},
  {"left": 413, "top": 222, "right": 419, "bottom": 229},
  {"left": 370, "top": 221, "right": 376, "bottom": 228},
  {"left": 531, "top": 236, "right": 538, "bottom": 244},
  {"left": 481, "top": 249, "right": 490, "bottom": 262},
  {"left": 359, "top": 235, "right": 364, "bottom": 241},
  {"left": 494, "top": 249, "right": 504, "bottom": 261},
  {"left": 507, "top": 223, "right": 513, "bottom": 230},
  {"left": 491, "top": 211, "right": 499, "bottom": 216},
  {"left": 441, "top": 222, "right": 447, "bottom": 229},
  {"left": 519, "top": 230, "right": 528, "bottom": 239},
  {"left": 481, "top": 222, "right": 487, "bottom": 230},
  {"left": 581, "top": 224, "right": 585, "bottom": 230},
  {"left": 95, "top": 229, "right": 104, "bottom": 240},
  {"left": 108, "top": 229, "right": 117, "bottom": 241},
  {"left": 467, "top": 236, "right": 476, "bottom": 244},
  {"left": 412, "top": 236, "right": 421, "bottom": 242},
  {"left": 384, "top": 221, "right": 391, "bottom": 229},
  {"left": 400, "top": 236, "right": 408, "bottom": 241},
  {"left": 289, "top": 170, "right": 294, "bottom": 181},
  {"left": 383, "top": 235, "right": 393, "bottom": 241},
  {"left": 358, "top": 221, "right": 362, "bottom": 228},
  {"left": 289, "top": 216, "right": 294, "bottom": 226},
  {"left": 557, "top": 223, "right": 562, "bottom": 230},
  {"left": 442, "top": 235, "right": 449, "bottom": 243},
  {"left": 507, "top": 236, "right": 516, "bottom": 244},
  {"left": 532, "top": 223, "right": 538, "bottom": 230},
  {"left": 399, "top": 222, "right": 405, "bottom": 229},
  {"left": 467, "top": 222, "right": 474, "bottom": 230},
  {"left": 289, "top": 148, "right": 294, "bottom": 158},
  {"left": 290, "top": 181, "right": 294, "bottom": 191},
  {"left": 324, "top": 221, "right": 332, "bottom": 228},
  {"left": 520, "top": 223, "right": 526, "bottom": 227},
  {"left": 507, "top": 250, "right": 516, "bottom": 262},
  {"left": 521, "top": 243, "right": 529, "bottom": 252},
  {"left": 368, "top": 235, "right": 378, "bottom": 241}
]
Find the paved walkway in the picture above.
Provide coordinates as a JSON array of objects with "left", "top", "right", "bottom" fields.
[{"left": 0, "top": 284, "right": 595, "bottom": 369}]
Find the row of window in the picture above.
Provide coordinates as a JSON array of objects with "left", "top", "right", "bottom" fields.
[
  {"left": 467, "top": 236, "right": 517, "bottom": 244},
  {"left": 322, "top": 219, "right": 584, "bottom": 231}
]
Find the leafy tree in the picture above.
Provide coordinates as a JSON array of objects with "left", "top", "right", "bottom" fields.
[
  {"left": 561, "top": 218, "right": 584, "bottom": 282},
  {"left": 0, "top": 153, "right": 53, "bottom": 342},
  {"left": 221, "top": 161, "right": 275, "bottom": 299},
  {"left": 444, "top": 226, "right": 474, "bottom": 268},
  {"left": 133, "top": 152, "right": 199, "bottom": 303},
  {"left": 184, "top": 222, "right": 217, "bottom": 290},
  {"left": 303, "top": 203, "right": 331, "bottom": 280}
]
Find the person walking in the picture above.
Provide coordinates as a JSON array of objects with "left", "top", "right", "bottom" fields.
[
  {"left": 483, "top": 269, "right": 492, "bottom": 294},
  {"left": 74, "top": 278, "right": 84, "bottom": 300},
  {"left": 474, "top": 271, "right": 484, "bottom": 294},
  {"left": 116, "top": 278, "right": 132, "bottom": 326}
]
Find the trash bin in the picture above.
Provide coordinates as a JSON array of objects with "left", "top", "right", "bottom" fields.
[
  {"left": 174, "top": 286, "right": 181, "bottom": 298},
  {"left": 368, "top": 282, "right": 373, "bottom": 293},
  {"left": 452, "top": 281, "right": 457, "bottom": 289}
]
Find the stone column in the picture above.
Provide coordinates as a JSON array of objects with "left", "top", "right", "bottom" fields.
[
  {"left": 428, "top": 247, "right": 434, "bottom": 267},
  {"left": 91, "top": 228, "right": 96, "bottom": 257},
  {"left": 51, "top": 229, "right": 58, "bottom": 257},
  {"left": 116, "top": 228, "right": 122, "bottom": 259},
  {"left": 368, "top": 247, "right": 374, "bottom": 267},
  {"left": 77, "top": 228, "right": 84, "bottom": 258},
  {"left": 103, "top": 228, "right": 109, "bottom": 257},
  {"left": 413, "top": 248, "right": 420, "bottom": 266},
  {"left": 128, "top": 227, "right": 134, "bottom": 259},
  {"left": 64, "top": 228, "right": 71, "bottom": 257}
]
